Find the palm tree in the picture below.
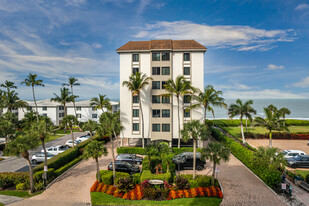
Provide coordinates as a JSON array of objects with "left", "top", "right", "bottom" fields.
[
  {"left": 254, "top": 105, "right": 289, "bottom": 148},
  {"left": 181, "top": 120, "right": 209, "bottom": 180},
  {"left": 278, "top": 107, "right": 291, "bottom": 127},
  {"left": 201, "top": 142, "right": 230, "bottom": 186},
  {"left": 122, "top": 72, "right": 152, "bottom": 148},
  {"left": 82, "top": 120, "right": 98, "bottom": 140},
  {"left": 90, "top": 94, "right": 111, "bottom": 113},
  {"left": 51, "top": 87, "right": 75, "bottom": 117},
  {"left": 228, "top": 99, "right": 255, "bottom": 144},
  {"left": 3, "top": 91, "right": 28, "bottom": 112},
  {"left": 83, "top": 140, "right": 108, "bottom": 182},
  {"left": 5, "top": 134, "right": 39, "bottom": 193},
  {"left": 62, "top": 115, "right": 78, "bottom": 148},
  {"left": 1, "top": 80, "right": 17, "bottom": 93},
  {"left": 21, "top": 73, "right": 44, "bottom": 122},
  {"left": 164, "top": 75, "right": 194, "bottom": 148},
  {"left": 62, "top": 77, "right": 80, "bottom": 118},
  {"left": 0, "top": 112, "right": 16, "bottom": 149},
  {"left": 0, "top": 89, "right": 4, "bottom": 116},
  {"left": 244, "top": 102, "right": 257, "bottom": 133},
  {"left": 111, "top": 111, "right": 123, "bottom": 148},
  {"left": 190, "top": 85, "right": 227, "bottom": 122},
  {"left": 252, "top": 146, "right": 286, "bottom": 170}
]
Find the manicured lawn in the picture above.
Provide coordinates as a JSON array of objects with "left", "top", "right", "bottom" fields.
[
  {"left": 46, "top": 134, "right": 63, "bottom": 143},
  {"left": 295, "top": 170, "right": 309, "bottom": 178},
  {"left": 91, "top": 192, "right": 222, "bottom": 206},
  {"left": 0, "top": 190, "right": 43, "bottom": 198},
  {"left": 53, "top": 129, "right": 80, "bottom": 134}
]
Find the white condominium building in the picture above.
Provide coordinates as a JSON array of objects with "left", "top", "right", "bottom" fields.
[{"left": 117, "top": 39, "right": 207, "bottom": 146}]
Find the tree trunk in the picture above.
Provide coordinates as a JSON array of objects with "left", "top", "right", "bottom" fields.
[
  {"left": 204, "top": 106, "right": 207, "bottom": 124},
  {"left": 193, "top": 139, "right": 196, "bottom": 180},
  {"left": 63, "top": 103, "right": 67, "bottom": 132},
  {"left": 177, "top": 96, "right": 181, "bottom": 148},
  {"left": 71, "top": 86, "right": 77, "bottom": 118},
  {"left": 114, "top": 131, "right": 120, "bottom": 148},
  {"left": 90, "top": 132, "right": 93, "bottom": 141},
  {"left": 212, "top": 161, "right": 216, "bottom": 186},
  {"left": 5, "top": 134, "right": 9, "bottom": 150},
  {"left": 96, "top": 157, "right": 101, "bottom": 182},
  {"left": 32, "top": 86, "right": 39, "bottom": 122},
  {"left": 25, "top": 157, "right": 34, "bottom": 193},
  {"left": 110, "top": 134, "right": 116, "bottom": 185},
  {"left": 139, "top": 95, "right": 145, "bottom": 148},
  {"left": 269, "top": 130, "right": 272, "bottom": 148},
  {"left": 41, "top": 138, "right": 48, "bottom": 186},
  {"left": 245, "top": 117, "right": 248, "bottom": 133},
  {"left": 71, "top": 128, "right": 75, "bottom": 149},
  {"left": 240, "top": 119, "right": 246, "bottom": 144}
]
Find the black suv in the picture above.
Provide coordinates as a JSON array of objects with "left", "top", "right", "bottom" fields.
[
  {"left": 287, "top": 155, "right": 309, "bottom": 168},
  {"left": 115, "top": 154, "right": 143, "bottom": 165},
  {"left": 108, "top": 162, "right": 140, "bottom": 174},
  {"left": 173, "top": 152, "right": 206, "bottom": 171}
]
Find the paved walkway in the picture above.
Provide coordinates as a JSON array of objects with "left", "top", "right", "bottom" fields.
[{"left": 0, "top": 195, "right": 23, "bottom": 205}]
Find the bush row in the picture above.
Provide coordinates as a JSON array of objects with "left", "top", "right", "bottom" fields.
[
  {"left": 0, "top": 172, "right": 29, "bottom": 189},
  {"left": 244, "top": 132, "right": 309, "bottom": 140},
  {"left": 175, "top": 174, "right": 219, "bottom": 187},
  {"left": 140, "top": 169, "right": 172, "bottom": 183},
  {"left": 54, "top": 156, "right": 83, "bottom": 176},
  {"left": 117, "top": 147, "right": 202, "bottom": 156},
  {"left": 206, "top": 119, "right": 309, "bottom": 127},
  {"left": 99, "top": 170, "right": 131, "bottom": 185}
]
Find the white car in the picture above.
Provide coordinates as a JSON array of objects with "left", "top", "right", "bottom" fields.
[
  {"left": 31, "top": 152, "right": 54, "bottom": 164},
  {"left": 76, "top": 135, "right": 91, "bottom": 142},
  {"left": 281, "top": 150, "right": 306, "bottom": 159},
  {"left": 41, "top": 145, "right": 69, "bottom": 155},
  {"left": 65, "top": 140, "right": 81, "bottom": 148}
]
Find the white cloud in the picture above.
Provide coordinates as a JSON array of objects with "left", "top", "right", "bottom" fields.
[
  {"left": 295, "top": 3, "right": 309, "bottom": 10},
  {"left": 291, "top": 76, "right": 309, "bottom": 88},
  {"left": 214, "top": 82, "right": 252, "bottom": 91},
  {"left": 266, "top": 64, "right": 284, "bottom": 70},
  {"left": 133, "top": 21, "right": 296, "bottom": 51},
  {"left": 92, "top": 43, "right": 102, "bottom": 49},
  {"left": 223, "top": 89, "right": 308, "bottom": 99}
]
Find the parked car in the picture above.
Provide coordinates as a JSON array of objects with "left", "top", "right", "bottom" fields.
[
  {"left": 107, "top": 161, "right": 140, "bottom": 174},
  {"left": 173, "top": 152, "right": 206, "bottom": 171},
  {"left": 115, "top": 154, "right": 143, "bottom": 165},
  {"left": 281, "top": 150, "right": 306, "bottom": 159},
  {"left": 65, "top": 140, "right": 81, "bottom": 147},
  {"left": 287, "top": 155, "right": 309, "bottom": 168},
  {"left": 41, "top": 145, "right": 69, "bottom": 155},
  {"left": 76, "top": 135, "right": 91, "bottom": 142},
  {"left": 31, "top": 152, "right": 54, "bottom": 164}
]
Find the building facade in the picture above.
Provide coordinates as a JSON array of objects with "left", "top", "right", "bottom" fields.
[{"left": 117, "top": 40, "right": 206, "bottom": 146}]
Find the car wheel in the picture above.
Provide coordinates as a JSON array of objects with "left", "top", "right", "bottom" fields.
[
  {"left": 197, "top": 166, "right": 203, "bottom": 171},
  {"left": 31, "top": 159, "right": 37, "bottom": 164}
]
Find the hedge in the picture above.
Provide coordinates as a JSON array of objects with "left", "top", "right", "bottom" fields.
[
  {"left": 54, "top": 156, "right": 83, "bottom": 176},
  {"left": 33, "top": 168, "right": 55, "bottom": 184},
  {"left": 117, "top": 147, "right": 146, "bottom": 155},
  {"left": 132, "top": 173, "right": 141, "bottom": 184},
  {"left": 172, "top": 147, "right": 202, "bottom": 155},
  {"left": 140, "top": 169, "right": 172, "bottom": 183},
  {"left": 0, "top": 172, "right": 29, "bottom": 189},
  {"left": 206, "top": 119, "right": 309, "bottom": 127},
  {"left": 244, "top": 132, "right": 309, "bottom": 140},
  {"left": 142, "top": 156, "right": 150, "bottom": 170},
  {"left": 100, "top": 170, "right": 114, "bottom": 185}
]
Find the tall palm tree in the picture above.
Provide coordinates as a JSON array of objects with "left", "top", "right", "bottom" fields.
[
  {"left": 164, "top": 75, "right": 194, "bottom": 148},
  {"left": 1, "top": 80, "right": 17, "bottom": 93},
  {"left": 252, "top": 146, "right": 286, "bottom": 170},
  {"left": 122, "top": 72, "right": 152, "bottom": 148},
  {"left": 62, "top": 115, "right": 78, "bottom": 148},
  {"left": 51, "top": 87, "right": 75, "bottom": 117},
  {"left": 278, "top": 107, "right": 291, "bottom": 127},
  {"left": 82, "top": 120, "right": 98, "bottom": 140},
  {"left": 83, "top": 140, "right": 108, "bottom": 182},
  {"left": 111, "top": 111, "right": 123, "bottom": 148},
  {"left": 0, "top": 112, "right": 16, "bottom": 149},
  {"left": 190, "top": 85, "right": 227, "bottom": 122},
  {"left": 201, "top": 142, "right": 230, "bottom": 185},
  {"left": 228, "top": 99, "right": 255, "bottom": 144},
  {"left": 62, "top": 77, "right": 80, "bottom": 118},
  {"left": 244, "top": 102, "right": 257, "bottom": 133},
  {"left": 90, "top": 94, "right": 111, "bottom": 113},
  {"left": 181, "top": 120, "right": 209, "bottom": 180},
  {"left": 21, "top": 73, "right": 44, "bottom": 122},
  {"left": 254, "top": 105, "right": 289, "bottom": 148},
  {"left": 5, "top": 134, "right": 39, "bottom": 193},
  {"left": 4, "top": 91, "right": 28, "bottom": 112},
  {"left": 0, "top": 89, "right": 5, "bottom": 117}
]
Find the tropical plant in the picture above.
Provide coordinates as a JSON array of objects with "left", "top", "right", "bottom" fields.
[
  {"left": 252, "top": 146, "right": 286, "bottom": 170},
  {"left": 228, "top": 99, "right": 255, "bottom": 143},
  {"left": 1, "top": 80, "right": 17, "bottom": 93},
  {"left": 201, "top": 142, "right": 230, "bottom": 185},
  {"left": 90, "top": 94, "right": 111, "bottom": 113},
  {"left": 0, "top": 89, "right": 4, "bottom": 116},
  {"left": 0, "top": 112, "right": 17, "bottom": 149},
  {"left": 244, "top": 101, "right": 256, "bottom": 133},
  {"left": 278, "top": 107, "right": 291, "bottom": 127},
  {"left": 5, "top": 134, "right": 39, "bottom": 193},
  {"left": 174, "top": 176, "right": 190, "bottom": 190},
  {"left": 82, "top": 120, "right": 97, "bottom": 140},
  {"left": 63, "top": 77, "right": 80, "bottom": 118},
  {"left": 21, "top": 73, "right": 44, "bottom": 122},
  {"left": 51, "top": 87, "right": 75, "bottom": 117},
  {"left": 83, "top": 140, "right": 108, "bottom": 182},
  {"left": 181, "top": 120, "right": 209, "bottom": 179},
  {"left": 3, "top": 91, "right": 28, "bottom": 112},
  {"left": 122, "top": 72, "right": 152, "bottom": 148},
  {"left": 62, "top": 115, "right": 78, "bottom": 148},
  {"left": 164, "top": 75, "right": 195, "bottom": 148}
]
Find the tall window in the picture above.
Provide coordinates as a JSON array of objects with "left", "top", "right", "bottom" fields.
[
  {"left": 162, "top": 67, "right": 170, "bottom": 75},
  {"left": 133, "top": 109, "right": 139, "bottom": 117},
  {"left": 184, "top": 109, "right": 190, "bottom": 118},
  {"left": 162, "top": 52, "right": 170, "bottom": 61},
  {"left": 152, "top": 95, "right": 160, "bottom": 103},
  {"left": 184, "top": 95, "right": 191, "bottom": 104},
  {"left": 162, "top": 124, "right": 170, "bottom": 132},
  {"left": 152, "top": 81, "right": 160, "bottom": 89},
  {"left": 132, "top": 67, "right": 139, "bottom": 74},
  {"left": 184, "top": 67, "right": 190, "bottom": 75},
  {"left": 42, "top": 106, "right": 47, "bottom": 111},
  {"left": 132, "top": 54, "right": 139, "bottom": 62},
  {"left": 92, "top": 106, "right": 96, "bottom": 111},
  {"left": 161, "top": 81, "right": 167, "bottom": 89},
  {"left": 42, "top": 113, "right": 47, "bottom": 117},
  {"left": 184, "top": 53, "right": 190, "bottom": 61},
  {"left": 152, "top": 124, "right": 160, "bottom": 132},
  {"left": 133, "top": 123, "right": 139, "bottom": 131},
  {"left": 77, "top": 114, "right": 81, "bottom": 118},
  {"left": 133, "top": 95, "right": 139, "bottom": 103},
  {"left": 152, "top": 110, "right": 160, "bottom": 117},
  {"left": 162, "top": 96, "right": 170, "bottom": 103},
  {"left": 76, "top": 106, "right": 81, "bottom": 111},
  {"left": 152, "top": 53, "right": 160, "bottom": 61},
  {"left": 162, "top": 109, "right": 170, "bottom": 117},
  {"left": 152, "top": 67, "right": 160, "bottom": 75}
]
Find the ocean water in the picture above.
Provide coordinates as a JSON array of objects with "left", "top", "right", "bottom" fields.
[{"left": 206, "top": 99, "right": 309, "bottom": 120}]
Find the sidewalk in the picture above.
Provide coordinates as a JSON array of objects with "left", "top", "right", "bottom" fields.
[{"left": 0, "top": 195, "right": 23, "bottom": 205}]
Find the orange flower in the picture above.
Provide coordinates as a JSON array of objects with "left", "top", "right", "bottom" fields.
[
  {"left": 90, "top": 180, "right": 99, "bottom": 192},
  {"left": 170, "top": 190, "right": 178, "bottom": 199},
  {"left": 190, "top": 188, "right": 197, "bottom": 197},
  {"left": 184, "top": 190, "right": 190, "bottom": 198},
  {"left": 204, "top": 187, "right": 210, "bottom": 197}
]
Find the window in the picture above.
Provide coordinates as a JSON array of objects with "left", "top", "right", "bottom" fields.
[
  {"left": 92, "top": 106, "right": 96, "bottom": 111},
  {"left": 59, "top": 106, "right": 64, "bottom": 110},
  {"left": 133, "top": 109, "right": 139, "bottom": 117},
  {"left": 162, "top": 124, "right": 170, "bottom": 132},
  {"left": 162, "top": 81, "right": 167, "bottom": 89},
  {"left": 133, "top": 123, "right": 139, "bottom": 131},
  {"left": 162, "top": 67, "right": 170, "bottom": 75},
  {"left": 132, "top": 67, "right": 139, "bottom": 75},
  {"left": 152, "top": 95, "right": 160, "bottom": 103},
  {"left": 184, "top": 53, "right": 190, "bottom": 61},
  {"left": 28, "top": 106, "right": 33, "bottom": 111},
  {"left": 152, "top": 81, "right": 160, "bottom": 89},
  {"left": 76, "top": 106, "right": 81, "bottom": 111},
  {"left": 42, "top": 106, "right": 47, "bottom": 111},
  {"left": 77, "top": 114, "right": 81, "bottom": 118},
  {"left": 152, "top": 67, "right": 160, "bottom": 75},
  {"left": 162, "top": 109, "right": 170, "bottom": 117},
  {"left": 184, "top": 95, "right": 191, "bottom": 104},
  {"left": 162, "top": 52, "right": 170, "bottom": 61},
  {"left": 184, "top": 67, "right": 190, "bottom": 75},
  {"left": 133, "top": 95, "right": 139, "bottom": 103},
  {"left": 152, "top": 124, "right": 160, "bottom": 132},
  {"left": 92, "top": 114, "right": 97, "bottom": 119},
  {"left": 152, "top": 53, "right": 160, "bottom": 61},
  {"left": 184, "top": 109, "right": 190, "bottom": 118},
  {"left": 59, "top": 112, "right": 64, "bottom": 117},
  {"left": 162, "top": 96, "right": 170, "bottom": 103},
  {"left": 132, "top": 54, "right": 139, "bottom": 62},
  {"left": 152, "top": 110, "right": 160, "bottom": 118},
  {"left": 42, "top": 113, "right": 47, "bottom": 117}
]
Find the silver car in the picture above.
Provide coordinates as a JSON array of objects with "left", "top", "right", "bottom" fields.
[{"left": 31, "top": 152, "right": 54, "bottom": 164}]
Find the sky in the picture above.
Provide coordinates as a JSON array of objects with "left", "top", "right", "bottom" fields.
[{"left": 0, "top": 0, "right": 309, "bottom": 101}]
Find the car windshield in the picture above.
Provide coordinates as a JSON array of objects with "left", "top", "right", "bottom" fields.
[
  {"left": 281, "top": 151, "right": 288, "bottom": 155},
  {"left": 293, "top": 155, "right": 302, "bottom": 160}
]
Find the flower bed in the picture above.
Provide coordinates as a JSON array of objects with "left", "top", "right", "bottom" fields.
[{"left": 244, "top": 132, "right": 309, "bottom": 140}]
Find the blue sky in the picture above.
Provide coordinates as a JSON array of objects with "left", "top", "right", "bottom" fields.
[{"left": 0, "top": 0, "right": 309, "bottom": 101}]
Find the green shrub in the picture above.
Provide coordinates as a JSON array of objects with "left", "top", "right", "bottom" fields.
[
  {"left": 33, "top": 168, "right": 55, "bottom": 184},
  {"left": 34, "top": 182, "right": 44, "bottom": 191},
  {"left": 54, "top": 156, "right": 83, "bottom": 176},
  {"left": 162, "top": 162, "right": 176, "bottom": 173},
  {"left": 149, "top": 156, "right": 162, "bottom": 172},
  {"left": 189, "top": 180, "right": 199, "bottom": 188},
  {"left": 152, "top": 172, "right": 171, "bottom": 182},
  {"left": 174, "top": 176, "right": 190, "bottom": 190},
  {"left": 0, "top": 172, "right": 29, "bottom": 189},
  {"left": 115, "top": 172, "right": 130, "bottom": 184},
  {"left": 117, "top": 177, "right": 134, "bottom": 193},
  {"left": 143, "top": 187, "right": 157, "bottom": 200},
  {"left": 16, "top": 182, "right": 29, "bottom": 190},
  {"left": 100, "top": 170, "right": 113, "bottom": 185},
  {"left": 117, "top": 147, "right": 146, "bottom": 155},
  {"left": 140, "top": 170, "right": 152, "bottom": 182},
  {"left": 132, "top": 173, "right": 141, "bottom": 184},
  {"left": 142, "top": 156, "right": 150, "bottom": 170}
]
